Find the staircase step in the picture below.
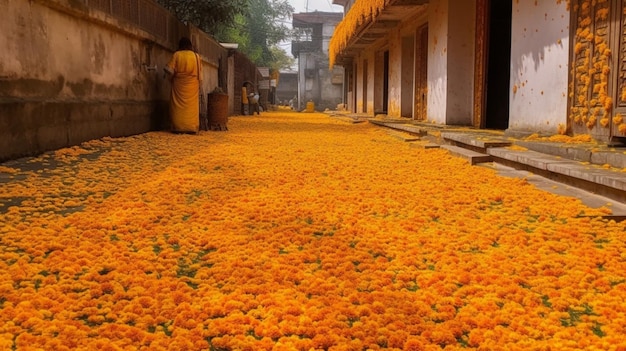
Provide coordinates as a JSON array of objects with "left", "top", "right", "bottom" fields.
[
  {"left": 387, "top": 130, "right": 421, "bottom": 142},
  {"left": 440, "top": 145, "right": 492, "bottom": 165},
  {"left": 442, "top": 132, "right": 512, "bottom": 150},
  {"left": 409, "top": 142, "right": 440, "bottom": 149}
]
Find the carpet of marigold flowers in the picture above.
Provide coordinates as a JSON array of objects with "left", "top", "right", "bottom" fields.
[{"left": 0, "top": 111, "right": 625, "bottom": 351}]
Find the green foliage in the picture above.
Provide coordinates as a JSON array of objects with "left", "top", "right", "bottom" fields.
[
  {"left": 155, "top": 0, "right": 248, "bottom": 35},
  {"left": 156, "top": 0, "right": 295, "bottom": 70}
]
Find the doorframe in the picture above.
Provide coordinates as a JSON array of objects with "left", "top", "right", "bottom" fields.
[{"left": 473, "top": 0, "right": 489, "bottom": 128}]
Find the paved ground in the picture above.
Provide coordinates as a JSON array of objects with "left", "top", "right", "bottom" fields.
[
  {"left": 336, "top": 112, "right": 626, "bottom": 219},
  {"left": 481, "top": 162, "right": 626, "bottom": 218}
]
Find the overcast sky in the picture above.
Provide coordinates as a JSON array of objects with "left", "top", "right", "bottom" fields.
[{"left": 288, "top": 0, "right": 343, "bottom": 13}]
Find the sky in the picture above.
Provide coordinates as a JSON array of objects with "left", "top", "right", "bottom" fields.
[{"left": 288, "top": 0, "right": 343, "bottom": 13}]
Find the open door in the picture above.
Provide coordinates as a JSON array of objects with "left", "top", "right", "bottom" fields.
[{"left": 474, "top": 0, "right": 511, "bottom": 130}]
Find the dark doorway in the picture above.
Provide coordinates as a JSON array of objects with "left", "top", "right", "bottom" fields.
[
  {"left": 362, "top": 60, "right": 368, "bottom": 113},
  {"left": 383, "top": 50, "right": 389, "bottom": 114},
  {"left": 485, "top": 0, "right": 511, "bottom": 129}
]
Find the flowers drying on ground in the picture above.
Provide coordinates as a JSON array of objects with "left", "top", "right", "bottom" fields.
[{"left": 0, "top": 112, "right": 624, "bottom": 350}]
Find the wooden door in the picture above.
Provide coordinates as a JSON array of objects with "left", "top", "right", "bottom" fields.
[
  {"left": 569, "top": 0, "right": 625, "bottom": 139},
  {"left": 611, "top": 0, "right": 626, "bottom": 137},
  {"left": 473, "top": 0, "right": 488, "bottom": 128}
]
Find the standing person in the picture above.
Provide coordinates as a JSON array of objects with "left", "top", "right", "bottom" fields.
[
  {"left": 164, "top": 37, "right": 201, "bottom": 133},
  {"left": 241, "top": 82, "right": 250, "bottom": 115},
  {"left": 251, "top": 90, "right": 261, "bottom": 115},
  {"left": 246, "top": 83, "right": 260, "bottom": 115}
]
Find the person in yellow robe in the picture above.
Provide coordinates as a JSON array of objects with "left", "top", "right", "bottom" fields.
[
  {"left": 164, "top": 37, "right": 201, "bottom": 133},
  {"left": 241, "top": 82, "right": 250, "bottom": 115}
]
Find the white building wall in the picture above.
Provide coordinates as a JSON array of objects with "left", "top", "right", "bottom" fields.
[
  {"left": 427, "top": 0, "right": 449, "bottom": 123},
  {"left": 509, "top": 0, "right": 569, "bottom": 133},
  {"left": 322, "top": 23, "right": 335, "bottom": 54},
  {"left": 446, "top": 0, "right": 476, "bottom": 125},
  {"left": 387, "top": 28, "right": 403, "bottom": 117},
  {"left": 426, "top": 0, "right": 476, "bottom": 125}
]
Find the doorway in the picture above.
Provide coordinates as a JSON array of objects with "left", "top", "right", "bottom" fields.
[
  {"left": 362, "top": 59, "right": 368, "bottom": 113},
  {"left": 484, "top": 0, "right": 511, "bottom": 129},
  {"left": 475, "top": 0, "right": 511, "bottom": 129},
  {"left": 374, "top": 50, "right": 389, "bottom": 114},
  {"left": 383, "top": 50, "right": 389, "bottom": 114}
]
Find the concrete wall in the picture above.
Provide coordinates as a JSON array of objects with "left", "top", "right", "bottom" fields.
[
  {"left": 0, "top": 0, "right": 225, "bottom": 161},
  {"left": 387, "top": 28, "right": 402, "bottom": 117},
  {"left": 427, "top": 0, "right": 449, "bottom": 123},
  {"left": 426, "top": 0, "right": 476, "bottom": 125},
  {"left": 275, "top": 72, "right": 298, "bottom": 105},
  {"left": 446, "top": 0, "right": 476, "bottom": 125},
  {"left": 295, "top": 15, "right": 343, "bottom": 112},
  {"left": 509, "top": 0, "right": 569, "bottom": 134}
]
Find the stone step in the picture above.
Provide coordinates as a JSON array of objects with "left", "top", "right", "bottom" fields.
[
  {"left": 386, "top": 130, "right": 421, "bottom": 142},
  {"left": 440, "top": 145, "right": 492, "bottom": 165},
  {"left": 368, "top": 120, "right": 428, "bottom": 136},
  {"left": 488, "top": 147, "right": 626, "bottom": 203},
  {"left": 409, "top": 142, "right": 440, "bottom": 149},
  {"left": 442, "top": 132, "right": 512, "bottom": 151}
]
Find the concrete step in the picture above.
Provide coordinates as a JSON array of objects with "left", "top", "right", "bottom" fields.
[
  {"left": 442, "top": 132, "right": 512, "bottom": 152},
  {"left": 489, "top": 147, "right": 626, "bottom": 203},
  {"left": 368, "top": 120, "right": 428, "bottom": 136},
  {"left": 331, "top": 116, "right": 367, "bottom": 124},
  {"left": 409, "top": 142, "right": 440, "bottom": 149},
  {"left": 386, "top": 130, "right": 421, "bottom": 142},
  {"left": 440, "top": 145, "right": 492, "bottom": 165}
]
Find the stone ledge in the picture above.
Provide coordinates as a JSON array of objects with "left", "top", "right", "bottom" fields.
[
  {"left": 442, "top": 132, "right": 512, "bottom": 150},
  {"left": 441, "top": 145, "right": 492, "bottom": 165}
]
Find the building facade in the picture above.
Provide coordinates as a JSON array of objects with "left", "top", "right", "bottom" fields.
[
  {"left": 292, "top": 11, "right": 345, "bottom": 112},
  {"left": 330, "top": 0, "right": 626, "bottom": 143}
]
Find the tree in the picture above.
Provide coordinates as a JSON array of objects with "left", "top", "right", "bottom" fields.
[
  {"left": 156, "top": 0, "right": 295, "bottom": 71},
  {"left": 217, "top": 0, "right": 295, "bottom": 70},
  {"left": 155, "top": 0, "right": 248, "bottom": 35}
]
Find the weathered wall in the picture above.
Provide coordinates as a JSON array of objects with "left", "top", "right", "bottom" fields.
[
  {"left": 319, "top": 66, "right": 344, "bottom": 111},
  {"left": 427, "top": 0, "right": 449, "bottom": 123},
  {"left": 387, "top": 28, "right": 403, "bottom": 117},
  {"left": 295, "top": 15, "right": 343, "bottom": 112},
  {"left": 275, "top": 72, "right": 298, "bottom": 105},
  {"left": 446, "top": 0, "right": 476, "bottom": 125},
  {"left": 0, "top": 0, "right": 226, "bottom": 161},
  {"left": 426, "top": 0, "right": 476, "bottom": 125},
  {"left": 509, "top": 0, "right": 569, "bottom": 134}
]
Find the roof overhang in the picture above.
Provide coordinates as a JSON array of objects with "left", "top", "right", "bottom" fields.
[
  {"left": 293, "top": 12, "right": 343, "bottom": 27},
  {"left": 332, "top": 0, "right": 349, "bottom": 6},
  {"left": 334, "top": 0, "right": 428, "bottom": 66}
]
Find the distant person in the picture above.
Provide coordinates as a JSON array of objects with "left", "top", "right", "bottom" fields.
[
  {"left": 251, "top": 90, "right": 261, "bottom": 115},
  {"left": 164, "top": 37, "right": 201, "bottom": 133},
  {"left": 242, "top": 82, "right": 250, "bottom": 115},
  {"left": 247, "top": 84, "right": 260, "bottom": 115}
]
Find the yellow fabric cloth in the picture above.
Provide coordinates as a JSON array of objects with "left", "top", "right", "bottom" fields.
[{"left": 166, "top": 50, "right": 201, "bottom": 133}]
